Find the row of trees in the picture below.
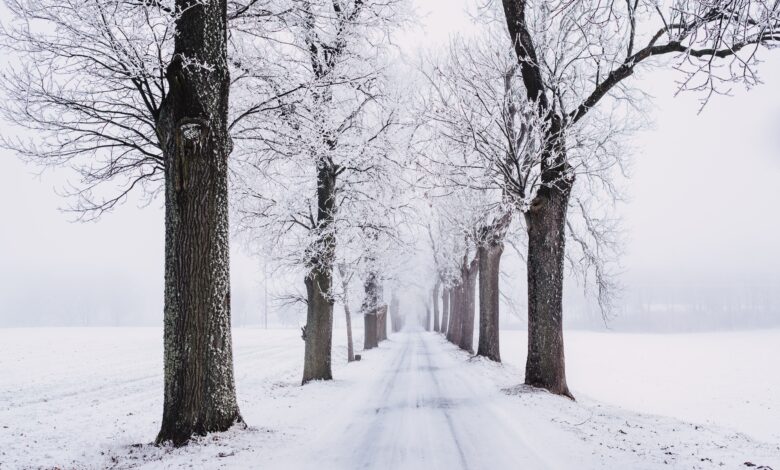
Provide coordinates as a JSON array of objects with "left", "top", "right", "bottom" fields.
[
  {"left": 1, "top": 0, "right": 778, "bottom": 446},
  {"left": 415, "top": 0, "right": 780, "bottom": 399}
]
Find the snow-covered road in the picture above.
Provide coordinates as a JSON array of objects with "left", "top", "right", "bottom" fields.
[{"left": 272, "top": 330, "right": 570, "bottom": 469}]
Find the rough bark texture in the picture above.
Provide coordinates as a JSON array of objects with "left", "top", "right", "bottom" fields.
[
  {"left": 301, "top": 162, "right": 338, "bottom": 384},
  {"left": 477, "top": 243, "right": 503, "bottom": 362},
  {"left": 156, "top": 0, "right": 242, "bottom": 446},
  {"left": 458, "top": 255, "right": 479, "bottom": 354},
  {"left": 432, "top": 281, "right": 441, "bottom": 332},
  {"left": 524, "top": 185, "right": 573, "bottom": 398},
  {"left": 440, "top": 288, "right": 449, "bottom": 336}
]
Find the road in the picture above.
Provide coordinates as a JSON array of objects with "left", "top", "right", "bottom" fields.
[{"left": 274, "top": 330, "right": 569, "bottom": 470}]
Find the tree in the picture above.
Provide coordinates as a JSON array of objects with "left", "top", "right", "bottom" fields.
[
  {"left": 496, "top": 0, "right": 780, "bottom": 397},
  {"left": 232, "top": 0, "right": 408, "bottom": 383},
  {"left": 154, "top": 0, "right": 243, "bottom": 444},
  {"left": 336, "top": 264, "right": 356, "bottom": 362},
  {"left": 0, "top": 0, "right": 249, "bottom": 445}
]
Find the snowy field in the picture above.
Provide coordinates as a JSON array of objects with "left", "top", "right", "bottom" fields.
[{"left": 1, "top": 327, "right": 779, "bottom": 469}]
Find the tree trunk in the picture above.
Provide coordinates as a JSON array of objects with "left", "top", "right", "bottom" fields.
[
  {"left": 156, "top": 0, "right": 241, "bottom": 446},
  {"left": 477, "top": 242, "right": 503, "bottom": 362},
  {"left": 441, "top": 288, "right": 449, "bottom": 336},
  {"left": 458, "top": 256, "right": 479, "bottom": 353},
  {"left": 362, "top": 268, "right": 381, "bottom": 349},
  {"left": 524, "top": 185, "right": 573, "bottom": 399},
  {"left": 377, "top": 306, "right": 388, "bottom": 341},
  {"left": 447, "top": 283, "right": 463, "bottom": 345},
  {"left": 432, "top": 281, "right": 441, "bottom": 332},
  {"left": 425, "top": 303, "right": 432, "bottom": 331},
  {"left": 337, "top": 266, "right": 355, "bottom": 363},
  {"left": 302, "top": 163, "right": 337, "bottom": 384},
  {"left": 389, "top": 293, "right": 400, "bottom": 332},
  {"left": 364, "top": 312, "right": 378, "bottom": 349},
  {"left": 344, "top": 301, "right": 355, "bottom": 362}
]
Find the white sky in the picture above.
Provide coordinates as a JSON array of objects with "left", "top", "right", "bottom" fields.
[{"left": 1, "top": 0, "right": 778, "bottom": 326}]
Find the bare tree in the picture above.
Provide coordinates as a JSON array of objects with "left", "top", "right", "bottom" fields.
[
  {"left": 232, "top": 0, "right": 408, "bottom": 383},
  {"left": 336, "top": 263, "right": 356, "bottom": 362},
  {"left": 0, "top": 0, "right": 249, "bottom": 445},
  {"left": 495, "top": 0, "right": 780, "bottom": 397}
]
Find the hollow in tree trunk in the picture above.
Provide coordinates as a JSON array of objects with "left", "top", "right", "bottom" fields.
[
  {"left": 477, "top": 242, "right": 503, "bottom": 362},
  {"left": 156, "top": 0, "right": 241, "bottom": 446},
  {"left": 524, "top": 184, "right": 573, "bottom": 399}
]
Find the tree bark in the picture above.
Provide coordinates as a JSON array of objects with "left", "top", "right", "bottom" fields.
[
  {"left": 302, "top": 164, "right": 337, "bottom": 384},
  {"left": 361, "top": 268, "right": 381, "bottom": 349},
  {"left": 441, "top": 288, "right": 449, "bottom": 336},
  {"left": 364, "top": 312, "right": 378, "bottom": 349},
  {"left": 156, "top": 0, "right": 241, "bottom": 446},
  {"left": 524, "top": 184, "right": 573, "bottom": 399},
  {"left": 458, "top": 255, "right": 479, "bottom": 353},
  {"left": 432, "top": 281, "right": 441, "bottom": 332},
  {"left": 477, "top": 242, "right": 503, "bottom": 362},
  {"left": 447, "top": 283, "right": 463, "bottom": 345}
]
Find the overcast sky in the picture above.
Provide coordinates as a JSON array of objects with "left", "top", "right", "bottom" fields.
[{"left": 1, "top": 0, "right": 778, "bottom": 327}]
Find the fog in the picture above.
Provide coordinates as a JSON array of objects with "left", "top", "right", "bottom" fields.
[{"left": 0, "top": 0, "right": 778, "bottom": 330}]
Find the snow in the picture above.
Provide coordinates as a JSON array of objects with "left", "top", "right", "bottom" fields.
[{"left": 1, "top": 327, "right": 779, "bottom": 469}]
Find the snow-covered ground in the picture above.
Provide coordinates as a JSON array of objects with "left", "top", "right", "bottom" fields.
[{"left": 1, "top": 327, "right": 779, "bottom": 469}]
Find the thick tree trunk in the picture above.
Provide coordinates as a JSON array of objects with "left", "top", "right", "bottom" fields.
[
  {"left": 458, "top": 256, "right": 479, "bottom": 353},
  {"left": 364, "top": 312, "right": 378, "bottom": 349},
  {"left": 425, "top": 304, "right": 432, "bottom": 331},
  {"left": 362, "top": 268, "right": 381, "bottom": 349},
  {"left": 477, "top": 242, "right": 503, "bottom": 361},
  {"left": 441, "top": 288, "right": 449, "bottom": 336},
  {"left": 524, "top": 185, "right": 573, "bottom": 399},
  {"left": 302, "top": 162, "right": 337, "bottom": 384},
  {"left": 155, "top": 0, "right": 241, "bottom": 446},
  {"left": 432, "top": 281, "right": 441, "bottom": 332},
  {"left": 303, "top": 269, "right": 334, "bottom": 382}
]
